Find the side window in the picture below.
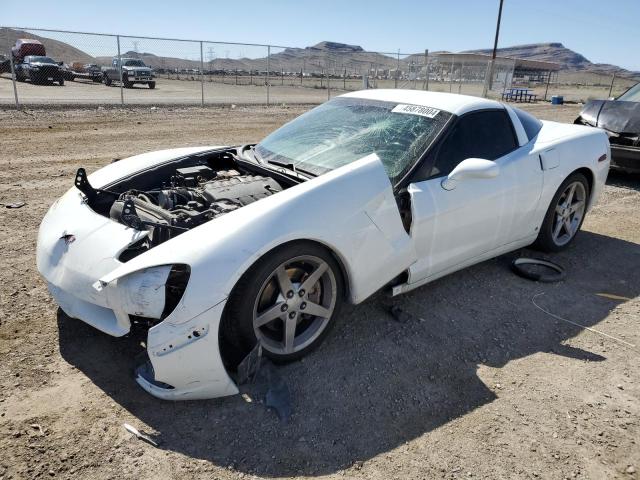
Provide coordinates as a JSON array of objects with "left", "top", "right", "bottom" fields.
[{"left": 429, "top": 110, "right": 517, "bottom": 178}]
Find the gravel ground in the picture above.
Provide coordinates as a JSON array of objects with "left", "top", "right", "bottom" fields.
[{"left": 0, "top": 103, "right": 639, "bottom": 480}]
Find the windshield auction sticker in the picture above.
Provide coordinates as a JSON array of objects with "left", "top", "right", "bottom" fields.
[{"left": 392, "top": 104, "right": 440, "bottom": 118}]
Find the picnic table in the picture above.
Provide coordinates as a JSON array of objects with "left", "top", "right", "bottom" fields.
[{"left": 502, "top": 87, "right": 537, "bottom": 103}]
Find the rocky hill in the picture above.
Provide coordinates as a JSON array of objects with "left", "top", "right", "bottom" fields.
[
  {"left": 465, "top": 43, "right": 639, "bottom": 79},
  {"left": 1, "top": 28, "right": 94, "bottom": 64}
]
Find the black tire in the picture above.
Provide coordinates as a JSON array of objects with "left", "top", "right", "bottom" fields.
[
  {"left": 533, "top": 172, "right": 590, "bottom": 252},
  {"left": 124, "top": 80, "right": 133, "bottom": 88},
  {"left": 148, "top": 81, "right": 156, "bottom": 89},
  {"left": 103, "top": 76, "right": 112, "bottom": 86},
  {"left": 221, "top": 241, "right": 344, "bottom": 366},
  {"left": 58, "top": 78, "right": 64, "bottom": 86}
]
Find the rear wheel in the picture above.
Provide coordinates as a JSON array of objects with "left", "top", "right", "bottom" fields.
[
  {"left": 534, "top": 173, "right": 589, "bottom": 252},
  {"left": 58, "top": 78, "right": 64, "bottom": 86},
  {"left": 223, "top": 242, "right": 344, "bottom": 364},
  {"left": 103, "top": 75, "right": 111, "bottom": 86},
  {"left": 124, "top": 79, "right": 133, "bottom": 88}
]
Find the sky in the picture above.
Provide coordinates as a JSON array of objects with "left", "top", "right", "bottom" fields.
[{"left": 4, "top": 0, "right": 639, "bottom": 71}]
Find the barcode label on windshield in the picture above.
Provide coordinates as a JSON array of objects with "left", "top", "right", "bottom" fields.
[{"left": 392, "top": 104, "right": 440, "bottom": 118}]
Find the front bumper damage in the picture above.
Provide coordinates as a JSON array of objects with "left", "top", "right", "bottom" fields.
[
  {"left": 37, "top": 187, "right": 238, "bottom": 400},
  {"left": 135, "top": 299, "right": 238, "bottom": 400}
]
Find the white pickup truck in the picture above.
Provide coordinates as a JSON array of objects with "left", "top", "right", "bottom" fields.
[{"left": 102, "top": 57, "right": 155, "bottom": 89}]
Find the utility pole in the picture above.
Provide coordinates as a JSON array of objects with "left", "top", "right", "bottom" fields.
[{"left": 483, "top": 0, "right": 504, "bottom": 98}]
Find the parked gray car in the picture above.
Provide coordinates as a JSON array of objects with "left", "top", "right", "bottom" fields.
[{"left": 102, "top": 58, "right": 155, "bottom": 89}]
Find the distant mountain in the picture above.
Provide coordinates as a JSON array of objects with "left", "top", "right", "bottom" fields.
[
  {"left": 465, "top": 43, "right": 640, "bottom": 79},
  {"left": 1, "top": 27, "right": 94, "bottom": 64},
  {"left": 95, "top": 41, "right": 402, "bottom": 74}
]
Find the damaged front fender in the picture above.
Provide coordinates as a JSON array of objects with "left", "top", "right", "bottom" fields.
[{"left": 136, "top": 299, "right": 239, "bottom": 400}]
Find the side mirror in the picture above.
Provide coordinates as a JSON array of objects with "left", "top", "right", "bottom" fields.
[{"left": 441, "top": 158, "right": 499, "bottom": 191}]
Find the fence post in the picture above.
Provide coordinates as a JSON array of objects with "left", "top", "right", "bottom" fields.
[
  {"left": 449, "top": 57, "right": 454, "bottom": 92},
  {"left": 424, "top": 49, "right": 429, "bottom": 91},
  {"left": 607, "top": 73, "right": 616, "bottom": 98},
  {"left": 482, "top": 59, "right": 493, "bottom": 98},
  {"left": 543, "top": 70, "right": 552, "bottom": 101},
  {"left": 266, "top": 45, "right": 270, "bottom": 106},
  {"left": 6, "top": 28, "right": 20, "bottom": 109},
  {"left": 117, "top": 35, "right": 124, "bottom": 105},
  {"left": 199, "top": 41, "right": 204, "bottom": 106},
  {"left": 395, "top": 50, "right": 400, "bottom": 88},
  {"left": 326, "top": 58, "right": 330, "bottom": 100}
]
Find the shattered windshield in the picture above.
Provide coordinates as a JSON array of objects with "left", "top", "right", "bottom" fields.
[
  {"left": 618, "top": 83, "right": 640, "bottom": 102},
  {"left": 255, "top": 97, "right": 451, "bottom": 182}
]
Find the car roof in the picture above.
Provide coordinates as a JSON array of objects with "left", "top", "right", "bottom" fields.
[{"left": 340, "top": 89, "right": 504, "bottom": 116}]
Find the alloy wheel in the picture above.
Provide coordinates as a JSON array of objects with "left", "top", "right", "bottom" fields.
[
  {"left": 551, "top": 181, "right": 587, "bottom": 246},
  {"left": 252, "top": 255, "right": 337, "bottom": 355}
]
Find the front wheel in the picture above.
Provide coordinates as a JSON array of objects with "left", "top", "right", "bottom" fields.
[
  {"left": 148, "top": 81, "right": 156, "bottom": 89},
  {"left": 223, "top": 242, "right": 344, "bottom": 364},
  {"left": 58, "top": 78, "right": 64, "bottom": 86},
  {"left": 534, "top": 172, "right": 589, "bottom": 252},
  {"left": 103, "top": 76, "right": 112, "bottom": 86}
]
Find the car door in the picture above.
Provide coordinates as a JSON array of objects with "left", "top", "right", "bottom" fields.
[{"left": 406, "top": 109, "right": 523, "bottom": 283}]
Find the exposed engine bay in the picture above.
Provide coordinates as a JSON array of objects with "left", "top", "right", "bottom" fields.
[{"left": 75, "top": 147, "right": 300, "bottom": 261}]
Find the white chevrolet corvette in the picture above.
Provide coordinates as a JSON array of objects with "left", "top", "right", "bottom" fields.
[{"left": 37, "top": 90, "right": 610, "bottom": 400}]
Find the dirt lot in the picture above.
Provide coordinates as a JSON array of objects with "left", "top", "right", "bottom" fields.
[
  {"left": 1, "top": 103, "right": 639, "bottom": 480},
  {"left": 1, "top": 73, "right": 630, "bottom": 106},
  {"left": 0, "top": 75, "right": 335, "bottom": 106}
]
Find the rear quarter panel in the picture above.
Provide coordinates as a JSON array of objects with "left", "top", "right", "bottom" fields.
[{"left": 533, "top": 121, "right": 609, "bottom": 224}]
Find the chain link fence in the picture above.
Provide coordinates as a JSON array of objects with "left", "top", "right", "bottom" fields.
[
  {"left": 1, "top": 27, "right": 637, "bottom": 108},
  {"left": 0, "top": 27, "right": 432, "bottom": 108},
  {"left": 421, "top": 55, "right": 516, "bottom": 98}
]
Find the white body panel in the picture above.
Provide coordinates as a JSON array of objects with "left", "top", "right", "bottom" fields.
[{"left": 36, "top": 90, "right": 610, "bottom": 400}]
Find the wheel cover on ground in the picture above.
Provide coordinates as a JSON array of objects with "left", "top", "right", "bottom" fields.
[{"left": 252, "top": 255, "right": 337, "bottom": 355}]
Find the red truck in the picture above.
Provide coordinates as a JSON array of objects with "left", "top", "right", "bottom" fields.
[{"left": 11, "top": 39, "right": 46, "bottom": 63}]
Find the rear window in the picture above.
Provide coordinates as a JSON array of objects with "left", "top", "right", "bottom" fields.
[{"left": 513, "top": 108, "right": 543, "bottom": 141}]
